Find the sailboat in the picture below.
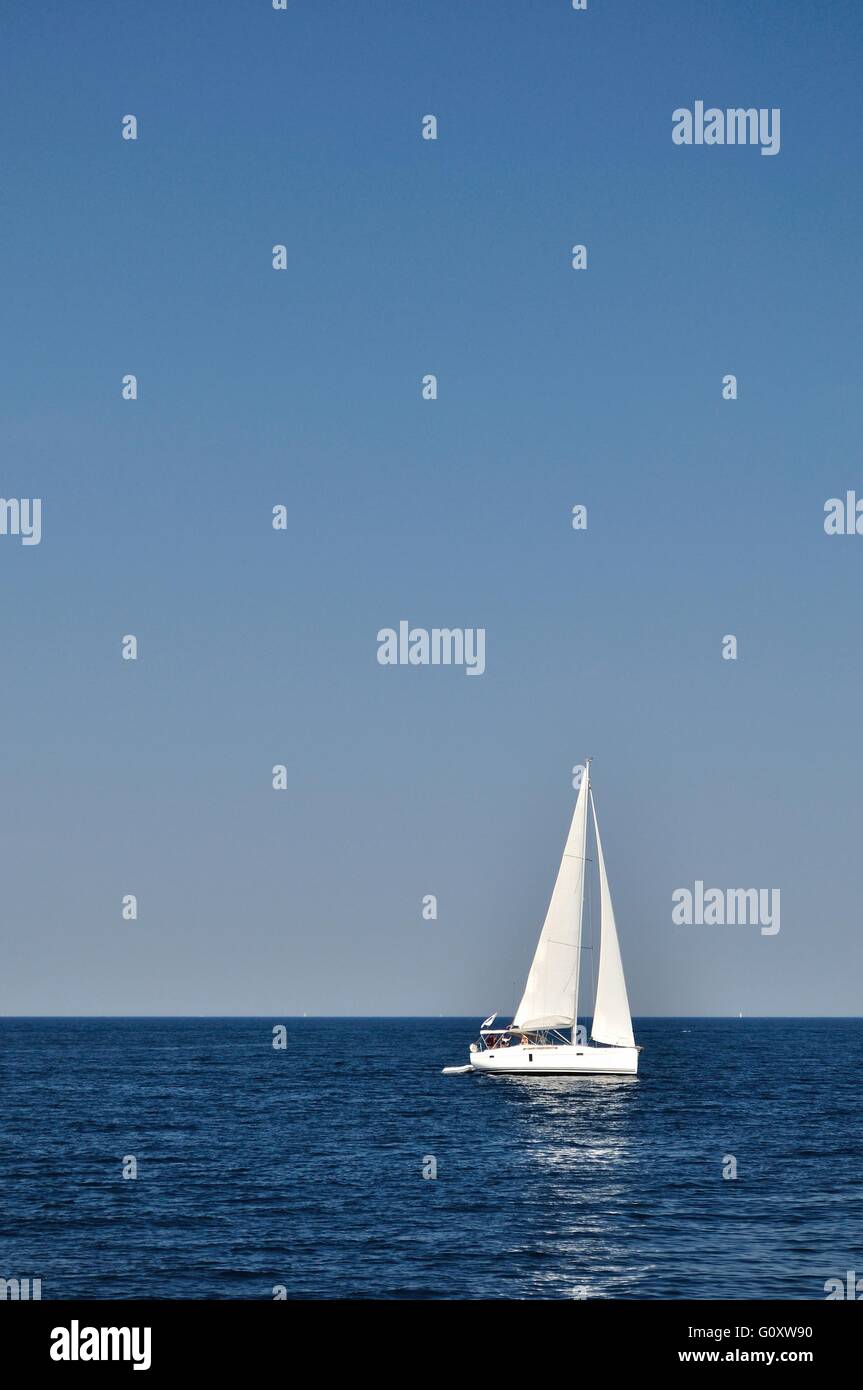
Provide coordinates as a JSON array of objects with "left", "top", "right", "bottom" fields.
[{"left": 443, "top": 759, "right": 639, "bottom": 1076}]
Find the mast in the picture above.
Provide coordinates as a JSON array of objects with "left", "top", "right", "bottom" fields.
[{"left": 571, "top": 757, "right": 590, "bottom": 1041}]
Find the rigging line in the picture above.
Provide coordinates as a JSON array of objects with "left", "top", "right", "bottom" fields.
[{"left": 588, "top": 791, "right": 598, "bottom": 1023}]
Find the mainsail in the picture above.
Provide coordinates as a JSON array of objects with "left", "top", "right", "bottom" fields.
[
  {"left": 512, "top": 764, "right": 590, "bottom": 1031},
  {"left": 589, "top": 790, "right": 635, "bottom": 1048}
]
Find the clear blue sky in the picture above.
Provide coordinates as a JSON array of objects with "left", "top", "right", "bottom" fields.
[{"left": 2, "top": 0, "right": 861, "bottom": 1015}]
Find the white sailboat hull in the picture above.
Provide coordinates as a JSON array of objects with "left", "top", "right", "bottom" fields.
[{"left": 470, "top": 1043, "right": 638, "bottom": 1076}]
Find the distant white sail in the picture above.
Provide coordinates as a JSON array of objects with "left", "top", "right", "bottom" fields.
[
  {"left": 589, "top": 791, "right": 634, "bottom": 1048},
  {"left": 512, "top": 764, "right": 590, "bottom": 1031}
]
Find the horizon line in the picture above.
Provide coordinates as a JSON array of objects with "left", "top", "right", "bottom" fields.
[{"left": 2, "top": 1013, "right": 861, "bottom": 1021}]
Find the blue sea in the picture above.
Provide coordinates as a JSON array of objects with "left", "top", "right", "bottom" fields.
[{"left": 1, "top": 1018, "right": 860, "bottom": 1300}]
